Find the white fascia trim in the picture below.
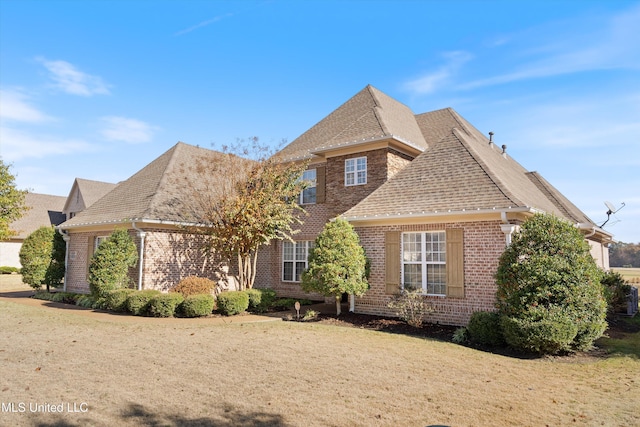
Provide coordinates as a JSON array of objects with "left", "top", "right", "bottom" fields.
[
  {"left": 58, "top": 218, "right": 208, "bottom": 230},
  {"left": 342, "top": 206, "right": 538, "bottom": 223}
]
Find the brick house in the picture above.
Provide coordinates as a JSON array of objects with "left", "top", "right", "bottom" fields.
[{"left": 57, "top": 85, "right": 612, "bottom": 325}]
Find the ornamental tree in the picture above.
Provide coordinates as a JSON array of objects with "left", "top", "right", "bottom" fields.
[
  {"left": 301, "top": 218, "right": 369, "bottom": 315},
  {"left": 496, "top": 213, "right": 607, "bottom": 354},
  {"left": 0, "top": 159, "right": 29, "bottom": 241},
  {"left": 19, "top": 226, "right": 65, "bottom": 291},
  {"left": 89, "top": 228, "right": 138, "bottom": 298},
  {"left": 177, "top": 138, "right": 309, "bottom": 290}
]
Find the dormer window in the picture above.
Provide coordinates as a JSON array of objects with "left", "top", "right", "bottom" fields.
[{"left": 345, "top": 156, "right": 367, "bottom": 186}]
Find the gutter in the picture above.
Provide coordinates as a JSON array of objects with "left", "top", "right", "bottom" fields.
[
  {"left": 342, "top": 206, "right": 538, "bottom": 223},
  {"left": 56, "top": 227, "right": 70, "bottom": 292},
  {"left": 131, "top": 222, "right": 146, "bottom": 291}
]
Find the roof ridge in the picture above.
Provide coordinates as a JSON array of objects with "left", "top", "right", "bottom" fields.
[
  {"left": 143, "top": 142, "right": 184, "bottom": 218},
  {"left": 451, "top": 127, "right": 524, "bottom": 207},
  {"left": 525, "top": 171, "right": 594, "bottom": 225}
]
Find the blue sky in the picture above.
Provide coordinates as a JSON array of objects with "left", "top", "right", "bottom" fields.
[{"left": 1, "top": 0, "right": 638, "bottom": 243}]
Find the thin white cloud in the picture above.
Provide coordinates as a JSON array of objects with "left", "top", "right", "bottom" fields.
[
  {"left": 404, "top": 51, "right": 473, "bottom": 95},
  {"left": 0, "top": 126, "right": 94, "bottom": 161},
  {"left": 460, "top": 5, "right": 640, "bottom": 90},
  {"left": 174, "top": 13, "right": 234, "bottom": 36},
  {"left": 100, "top": 116, "right": 157, "bottom": 144},
  {"left": 37, "top": 58, "right": 111, "bottom": 96},
  {"left": 0, "top": 89, "right": 53, "bottom": 123}
]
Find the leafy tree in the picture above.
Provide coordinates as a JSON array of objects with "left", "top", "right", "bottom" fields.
[
  {"left": 89, "top": 229, "right": 138, "bottom": 298},
  {"left": 301, "top": 218, "right": 369, "bottom": 315},
  {"left": 19, "top": 226, "right": 64, "bottom": 291},
  {"left": 609, "top": 242, "right": 640, "bottom": 267},
  {"left": 177, "top": 139, "right": 308, "bottom": 290},
  {"left": 0, "top": 159, "right": 29, "bottom": 241},
  {"left": 496, "top": 213, "right": 607, "bottom": 354}
]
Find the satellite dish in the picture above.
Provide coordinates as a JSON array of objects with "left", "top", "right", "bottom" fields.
[{"left": 601, "top": 201, "right": 625, "bottom": 227}]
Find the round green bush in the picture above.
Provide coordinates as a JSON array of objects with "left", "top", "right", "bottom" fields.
[
  {"left": 105, "top": 288, "right": 136, "bottom": 312},
  {"left": 180, "top": 294, "right": 216, "bottom": 317},
  {"left": 500, "top": 310, "right": 578, "bottom": 354},
  {"left": 246, "top": 288, "right": 277, "bottom": 312},
  {"left": 148, "top": 293, "right": 184, "bottom": 318},
  {"left": 19, "top": 226, "right": 64, "bottom": 291},
  {"left": 217, "top": 291, "right": 249, "bottom": 316},
  {"left": 467, "top": 311, "right": 504, "bottom": 346},
  {"left": 496, "top": 213, "right": 607, "bottom": 354},
  {"left": 126, "top": 290, "right": 161, "bottom": 316}
]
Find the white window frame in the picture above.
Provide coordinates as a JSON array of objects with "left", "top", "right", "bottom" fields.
[
  {"left": 401, "top": 231, "right": 446, "bottom": 296},
  {"left": 298, "top": 168, "right": 316, "bottom": 205},
  {"left": 282, "top": 241, "right": 314, "bottom": 282},
  {"left": 345, "top": 156, "right": 367, "bottom": 186}
]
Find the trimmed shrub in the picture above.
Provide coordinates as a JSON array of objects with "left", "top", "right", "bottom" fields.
[
  {"left": 217, "top": 291, "right": 249, "bottom": 316},
  {"left": 149, "top": 293, "right": 184, "bottom": 317},
  {"left": 501, "top": 310, "right": 578, "bottom": 354},
  {"left": 170, "top": 276, "right": 215, "bottom": 297},
  {"left": 88, "top": 229, "right": 138, "bottom": 298},
  {"left": 76, "top": 295, "right": 95, "bottom": 308},
  {"left": 496, "top": 213, "right": 607, "bottom": 354},
  {"left": 0, "top": 266, "right": 19, "bottom": 274},
  {"left": 126, "top": 290, "right": 161, "bottom": 316},
  {"left": 33, "top": 291, "right": 78, "bottom": 304},
  {"left": 105, "top": 288, "right": 136, "bottom": 312},
  {"left": 602, "top": 270, "right": 632, "bottom": 315},
  {"left": 467, "top": 311, "right": 504, "bottom": 346},
  {"left": 180, "top": 294, "right": 216, "bottom": 318},
  {"left": 246, "top": 288, "right": 277, "bottom": 312},
  {"left": 387, "top": 290, "right": 433, "bottom": 327},
  {"left": 19, "top": 226, "right": 64, "bottom": 291}
]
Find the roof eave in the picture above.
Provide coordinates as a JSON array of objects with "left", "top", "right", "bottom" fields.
[{"left": 342, "top": 206, "right": 538, "bottom": 225}]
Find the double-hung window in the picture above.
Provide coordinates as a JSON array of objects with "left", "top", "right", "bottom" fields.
[
  {"left": 299, "top": 169, "right": 316, "bottom": 204},
  {"left": 282, "top": 241, "right": 314, "bottom": 282},
  {"left": 402, "top": 231, "right": 446, "bottom": 295},
  {"left": 345, "top": 157, "right": 367, "bottom": 186}
]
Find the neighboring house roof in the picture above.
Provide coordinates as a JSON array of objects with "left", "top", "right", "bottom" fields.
[
  {"left": 62, "top": 178, "right": 117, "bottom": 214},
  {"left": 59, "top": 142, "right": 233, "bottom": 229},
  {"left": 9, "top": 193, "right": 67, "bottom": 240},
  {"left": 342, "top": 123, "right": 596, "bottom": 227},
  {"left": 275, "top": 85, "right": 429, "bottom": 161}
]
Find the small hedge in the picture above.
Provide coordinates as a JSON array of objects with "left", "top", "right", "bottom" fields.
[
  {"left": 33, "top": 291, "right": 79, "bottom": 304},
  {"left": 170, "top": 276, "right": 215, "bottom": 297},
  {"left": 180, "top": 294, "right": 216, "bottom": 318},
  {"left": 105, "top": 288, "right": 136, "bottom": 312},
  {"left": 272, "top": 298, "right": 313, "bottom": 310},
  {"left": 126, "top": 290, "right": 161, "bottom": 316},
  {"left": 0, "top": 266, "right": 20, "bottom": 274},
  {"left": 148, "top": 293, "right": 184, "bottom": 318},
  {"left": 500, "top": 312, "right": 578, "bottom": 355},
  {"left": 247, "top": 288, "right": 277, "bottom": 313},
  {"left": 217, "top": 291, "right": 249, "bottom": 316},
  {"left": 467, "top": 311, "right": 504, "bottom": 346}
]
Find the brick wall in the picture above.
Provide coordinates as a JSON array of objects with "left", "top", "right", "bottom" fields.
[{"left": 354, "top": 220, "right": 506, "bottom": 326}]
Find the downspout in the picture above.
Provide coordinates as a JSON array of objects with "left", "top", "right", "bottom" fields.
[
  {"left": 500, "top": 212, "right": 518, "bottom": 247},
  {"left": 57, "top": 228, "right": 70, "bottom": 292},
  {"left": 131, "top": 222, "right": 146, "bottom": 291}
]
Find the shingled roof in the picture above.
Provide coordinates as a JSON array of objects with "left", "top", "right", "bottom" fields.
[
  {"left": 343, "top": 122, "right": 595, "bottom": 226},
  {"left": 62, "top": 178, "right": 117, "bottom": 214},
  {"left": 59, "top": 142, "right": 231, "bottom": 229},
  {"left": 9, "top": 193, "right": 67, "bottom": 239},
  {"left": 275, "top": 85, "right": 428, "bottom": 161}
]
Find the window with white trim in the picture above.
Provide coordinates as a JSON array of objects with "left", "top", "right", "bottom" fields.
[
  {"left": 402, "top": 231, "right": 446, "bottom": 295},
  {"left": 282, "top": 241, "right": 314, "bottom": 282},
  {"left": 299, "top": 168, "right": 316, "bottom": 204},
  {"left": 345, "top": 157, "right": 367, "bottom": 186}
]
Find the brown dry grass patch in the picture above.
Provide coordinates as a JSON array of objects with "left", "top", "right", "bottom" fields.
[{"left": 0, "top": 297, "right": 638, "bottom": 426}]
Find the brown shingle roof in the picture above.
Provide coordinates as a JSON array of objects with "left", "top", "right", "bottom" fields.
[
  {"left": 59, "top": 142, "right": 232, "bottom": 229},
  {"left": 343, "top": 124, "right": 595, "bottom": 225},
  {"left": 9, "top": 193, "right": 67, "bottom": 239},
  {"left": 275, "top": 85, "right": 428, "bottom": 161}
]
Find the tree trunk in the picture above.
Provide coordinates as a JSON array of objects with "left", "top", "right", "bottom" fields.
[{"left": 335, "top": 295, "right": 341, "bottom": 316}]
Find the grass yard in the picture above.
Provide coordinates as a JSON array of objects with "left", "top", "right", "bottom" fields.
[
  {"left": 0, "top": 296, "right": 638, "bottom": 427},
  {"left": 613, "top": 267, "right": 640, "bottom": 284}
]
